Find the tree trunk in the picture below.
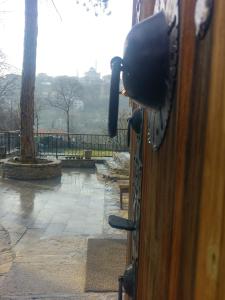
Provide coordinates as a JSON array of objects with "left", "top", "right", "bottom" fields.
[{"left": 20, "top": 0, "right": 38, "bottom": 162}]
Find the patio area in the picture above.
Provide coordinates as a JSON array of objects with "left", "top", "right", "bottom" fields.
[{"left": 0, "top": 168, "right": 128, "bottom": 299}]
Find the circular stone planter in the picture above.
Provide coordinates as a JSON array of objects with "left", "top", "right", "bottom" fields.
[{"left": 2, "top": 158, "right": 62, "bottom": 180}]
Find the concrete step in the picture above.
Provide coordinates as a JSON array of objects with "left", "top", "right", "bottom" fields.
[{"left": 95, "top": 163, "right": 129, "bottom": 181}]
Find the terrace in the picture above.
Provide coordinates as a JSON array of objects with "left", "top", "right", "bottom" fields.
[{"left": 0, "top": 131, "right": 129, "bottom": 299}]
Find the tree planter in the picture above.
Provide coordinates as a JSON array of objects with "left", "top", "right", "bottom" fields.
[{"left": 2, "top": 158, "right": 62, "bottom": 180}]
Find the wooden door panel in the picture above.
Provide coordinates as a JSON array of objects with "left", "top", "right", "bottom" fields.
[
  {"left": 194, "top": 1, "right": 225, "bottom": 298},
  {"left": 128, "top": 0, "right": 225, "bottom": 299}
]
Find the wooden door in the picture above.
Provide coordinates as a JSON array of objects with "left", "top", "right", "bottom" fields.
[{"left": 127, "top": 0, "right": 225, "bottom": 299}]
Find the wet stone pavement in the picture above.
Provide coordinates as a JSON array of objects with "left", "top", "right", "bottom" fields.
[{"left": 0, "top": 168, "right": 128, "bottom": 299}]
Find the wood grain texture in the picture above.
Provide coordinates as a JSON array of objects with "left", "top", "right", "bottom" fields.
[
  {"left": 194, "top": 0, "right": 225, "bottom": 298},
  {"left": 134, "top": 0, "right": 225, "bottom": 299},
  {"left": 172, "top": 18, "right": 212, "bottom": 300},
  {"left": 169, "top": 0, "right": 200, "bottom": 298}
]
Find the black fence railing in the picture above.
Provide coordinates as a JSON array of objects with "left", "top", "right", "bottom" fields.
[
  {"left": 0, "top": 131, "right": 20, "bottom": 156},
  {"left": 0, "top": 129, "right": 128, "bottom": 158},
  {"left": 36, "top": 129, "right": 128, "bottom": 158}
]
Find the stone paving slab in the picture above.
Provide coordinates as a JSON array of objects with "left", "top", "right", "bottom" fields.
[
  {"left": 0, "top": 169, "right": 127, "bottom": 299},
  {"left": 0, "top": 225, "right": 12, "bottom": 263},
  {"left": 1, "top": 293, "right": 117, "bottom": 299},
  {"left": 0, "top": 221, "right": 27, "bottom": 246},
  {"left": 0, "top": 225, "right": 15, "bottom": 271},
  {"left": 0, "top": 224, "right": 15, "bottom": 291},
  {"left": 1, "top": 235, "right": 88, "bottom": 296},
  {"left": 15, "top": 235, "right": 87, "bottom": 262},
  {"left": 0, "top": 262, "right": 85, "bottom": 295}
]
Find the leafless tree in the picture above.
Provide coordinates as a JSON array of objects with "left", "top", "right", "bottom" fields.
[
  {"left": 0, "top": 50, "right": 7, "bottom": 75},
  {"left": 0, "top": 51, "right": 15, "bottom": 102},
  {"left": 118, "top": 109, "right": 131, "bottom": 129},
  {"left": 0, "top": 77, "right": 17, "bottom": 102},
  {"left": 34, "top": 98, "right": 42, "bottom": 134},
  {"left": 48, "top": 76, "right": 82, "bottom": 145},
  {"left": 0, "top": 51, "right": 20, "bottom": 130}
]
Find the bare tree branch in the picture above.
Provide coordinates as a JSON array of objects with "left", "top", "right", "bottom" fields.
[
  {"left": 48, "top": 76, "right": 83, "bottom": 140},
  {"left": 0, "top": 76, "right": 17, "bottom": 100}
]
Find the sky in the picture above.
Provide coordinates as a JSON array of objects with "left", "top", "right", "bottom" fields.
[{"left": 0, "top": 0, "right": 133, "bottom": 77}]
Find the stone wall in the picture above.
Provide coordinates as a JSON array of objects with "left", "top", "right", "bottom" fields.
[{"left": 3, "top": 159, "right": 62, "bottom": 180}]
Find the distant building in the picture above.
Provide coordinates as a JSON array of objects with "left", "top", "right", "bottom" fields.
[{"left": 80, "top": 67, "right": 101, "bottom": 84}]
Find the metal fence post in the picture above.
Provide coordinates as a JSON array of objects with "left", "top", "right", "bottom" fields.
[
  {"left": 7, "top": 132, "right": 11, "bottom": 154},
  {"left": 56, "top": 137, "right": 58, "bottom": 159}
]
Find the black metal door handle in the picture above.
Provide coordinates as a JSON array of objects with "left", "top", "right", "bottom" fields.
[{"left": 108, "top": 215, "right": 136, "bottom": 231}]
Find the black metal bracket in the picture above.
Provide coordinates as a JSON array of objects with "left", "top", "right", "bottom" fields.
[
  {"left": 118, "top": 264, "right": 136, "bottom": 299},
  {"left": 118, "top": 276, "right": 123, "bottom": 300},
  {"left": 127, "top": 108, "right": 143, "bottom": 147}
]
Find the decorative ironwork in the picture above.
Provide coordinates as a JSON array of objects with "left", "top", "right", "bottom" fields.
[
  {"left": 195, "top": 0, "right": 213, "bottom": 39},
  {"left": 108, "top": 109, "right": 143, "bottom": 299},
  {"left": 75, "top": 0, "right": 111, "bottom": 16},
  {"left": 129, "top": 107, "right": 144, "bottom": 299},
  {"left": 136, "top": 0, "right": 142, "bottom": 23},
  {"left": 147, "top": 0, "right": 179, "bottom": 150}
]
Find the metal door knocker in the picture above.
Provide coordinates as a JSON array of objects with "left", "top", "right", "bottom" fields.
[{"left": 108, "top": 4, "right": 179, "bottom": 150}]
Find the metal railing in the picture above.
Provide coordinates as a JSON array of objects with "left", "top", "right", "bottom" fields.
[
  {"left": 0, "top": 131, "right": 20, "bottom": 156},
  {"left": 0, "top": 129, "right": 128, "bottom": 158},
  {"left": 36, "top": 129, "right": 128, "bottom": 158}
]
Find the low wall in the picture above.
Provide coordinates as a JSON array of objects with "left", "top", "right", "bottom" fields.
[
  {"left": 61, "top": 159, "right": 105, "bottom": 168},
  {"left": 3, "top": 159, "right": 62, "bottom": 180}
]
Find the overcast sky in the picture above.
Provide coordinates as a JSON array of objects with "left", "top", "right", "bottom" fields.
[{"left": 0, "top": 0, "right": 133, "bottom": 76}]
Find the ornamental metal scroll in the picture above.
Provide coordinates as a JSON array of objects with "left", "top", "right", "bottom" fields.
[
  {"left": 147, "top": 0, "right": 180, "bottom": 150},
  {"left": 195, "top": 0, "right": 213, "bottom": 39},
  {"left": 130, "top": 108, "right": 144, "bottom": 299}
]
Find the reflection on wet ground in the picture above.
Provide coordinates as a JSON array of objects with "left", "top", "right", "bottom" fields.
[{"left": 0, "top": 168, "right": 127, "bottom": 299}]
